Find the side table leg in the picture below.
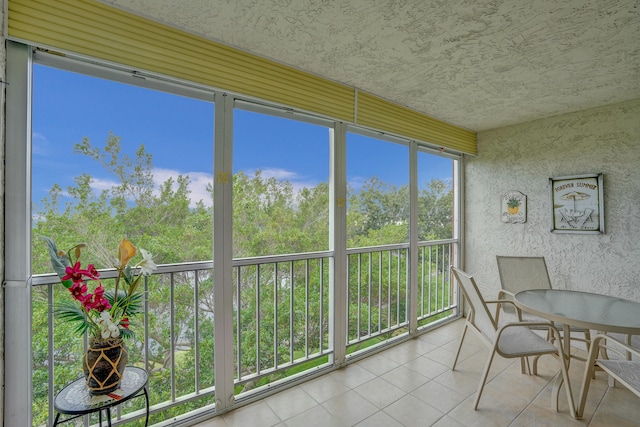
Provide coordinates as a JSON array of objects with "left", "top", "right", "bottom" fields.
[
  {"left": 106, "top": 407, "right": 112, "bottom": 427},
  {"left": 144, "top": 387, "right": 150, "bottom": 427},
  {"left": 53, "top": 412, "right": 61, "bottom": 427}
]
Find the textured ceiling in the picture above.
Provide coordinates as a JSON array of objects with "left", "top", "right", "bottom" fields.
[{"left": 101, "top": 0, "right": 640, "bottom": 131}]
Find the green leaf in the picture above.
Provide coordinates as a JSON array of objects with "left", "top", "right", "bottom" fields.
[
  {"left": 54, "top": 300, "right": 94, "bottom": 337},
  {"left": 41, "top": 236, "right": 73, "bottom": 288}
]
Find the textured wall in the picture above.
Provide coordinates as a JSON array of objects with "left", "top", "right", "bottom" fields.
[{"left": 465, "top": 98, "right": 640, "bottom": 302}]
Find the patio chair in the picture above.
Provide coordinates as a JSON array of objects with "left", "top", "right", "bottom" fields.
[
  {"left": 495, "top": 256, "right": 591, "bottom": 353},
  {"left": 577, "top": 334, "right": 640, "bottom": 418},
  {"left": 451, "top": 266, "right": 576, "bottom": 416}
]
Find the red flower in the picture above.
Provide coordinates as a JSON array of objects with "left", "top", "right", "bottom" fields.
[
  {"left": 85, "top": 264, "right": 100, "bottom": 280},
  {"left": 68, "top": 282, "right": 90, "bottom": 303},
  {"left": 62, "top": 262, "right": 100, "bottom": 282},
  {"left": 82, "top": 284, "right": 111, "bottom": 312},
  {"left": 62, "top": 262, "right": 85, "bottom": 282}
]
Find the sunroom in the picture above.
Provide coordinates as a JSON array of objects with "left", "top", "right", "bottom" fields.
[{"left": 2, "top": 1, "right": 639, "bottom": 426}]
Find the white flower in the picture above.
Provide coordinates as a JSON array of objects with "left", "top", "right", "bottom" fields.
[
  {"left": 97, "top": 311, "right": 120, "bottom": 339},
  {"left": 137, "top": 248, "right": 157, "bottom": 276}
]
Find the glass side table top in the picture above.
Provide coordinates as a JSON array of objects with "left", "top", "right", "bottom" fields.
[
  {"left": 514, "top": 289, "right": 640, "bottom": 334},
  {"left": 55, "top": 366, "right": 148, "bottom": 415}
]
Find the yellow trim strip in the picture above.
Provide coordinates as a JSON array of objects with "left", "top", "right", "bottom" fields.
[{"left": 8, "top": 0, "right": 476, "bottom": 154}]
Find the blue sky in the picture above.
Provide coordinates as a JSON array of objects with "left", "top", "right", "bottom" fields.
[{"left": 32, "top": 64, "right": 452, "bottom": 211}]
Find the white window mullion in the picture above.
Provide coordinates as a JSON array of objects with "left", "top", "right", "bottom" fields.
[
  {"left": 213, "top": 93, "right": 235, "bottom": 410},
  {"left": 329, "top": 122, "right": 347, "bottom": 366},
  {"left": 408, "top": 142, "right": 419, "bottom": 334},
  {"left": 4, "top": 40, "right": 34, "bottom": 427}
]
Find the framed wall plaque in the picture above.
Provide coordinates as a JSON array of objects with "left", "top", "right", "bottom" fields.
[
  {"left": 501, "top": 190, "right": 527, "bottom": 223},
  {"left": 549, "top": 173, "right": 604, "bottom": 234}
]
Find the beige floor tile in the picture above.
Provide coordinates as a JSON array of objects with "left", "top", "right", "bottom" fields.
[
  {"left": 299, "top": 374, "right": 350, "bottom": 403},
  {"left": 397, "top": 336, "right": 438, "bottom": 355},
  {"left": 429, "top": 415, "right": 466, "bottom": 427},
  {"left": 329, "top": 363, "right": 377, "bottom": 389},
  {"left": 381, "top": 365, "right": 429, "bottom": 392},
  {"left": 354, "top": 410, "right": 404, "bottom": 427},
  {"left": 412, "top": 380, "right": 467, "bottom": 413},
  {"left": 193, "top": 416, "right": 228, "bottom": 426},
  {"left": 221, "top": 401, "right": 281, "bottom": 427},
  {"left": 402, "top": 355, "right": 449, "bottom": 379},
  {"left": 511, "top": 403, "right": 586, "bottom": 427},
  {"left": 354, "top": 377, "right": 406, "bottom": 408},
  {"left": 356, "top": 352, "right": 401, "bottom": 376},
  {"left": 321, "top": 389, "right": 379, "bottom": 425},
  {"left": 432, "top": 367, "right": 481, "bottom": 397},
  {"left": 380, "top": 344, "right": 420, "bottom": 364},
  {"left": 447, "top": 392, "right": 528, "bottom": 427},
  {"left": 423, "top": 344, "right": 459, "bottom": 365},
  {"left": 264, "top": 386, "right": 318, "bottom": 421},
  {"left": 484, "top": 362, "right": 551, "bottom": 402},
  {"left": 283, "top": 405, "right": 347, "bottom": 427},
  {"left": 592, "top": 386, "right": 640, "bottom": 424},
  {"left": 383, "top": 394, "right": 443, "bottom": 426}
]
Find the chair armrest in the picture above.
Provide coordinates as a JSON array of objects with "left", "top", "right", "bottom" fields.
[
  {"left": 487, "top": 299, "right": 523, "bottom": 321},
  {"left": 594, "top": 334, "right": 640, "bottom": 360},
  {"left": 497, "top": 289, "right": 516, "bottom": 299}
]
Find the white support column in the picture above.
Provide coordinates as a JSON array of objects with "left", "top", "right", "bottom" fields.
[
  {"left": 408, "top": 142, "right": 418, "bottom": 335},
  {"left": 4, "top": 40, "right": 33, "bottom": 427},
  {"left": 329, "top": 122, "right": 347, "bottom": 366},
  {"left": 213, "top": 93, "right": 235, "bottom": 410}
]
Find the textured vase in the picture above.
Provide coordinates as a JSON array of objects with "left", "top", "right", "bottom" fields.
[{"left": 83, "top": 337, "right": 128, "bottom": 395}]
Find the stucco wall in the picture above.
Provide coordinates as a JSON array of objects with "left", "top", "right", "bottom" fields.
[{"left": 465, "top": 98, "right": 640, "bottom": 302}]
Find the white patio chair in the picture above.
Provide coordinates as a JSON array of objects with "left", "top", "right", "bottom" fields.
[
  {"left": 451, "top": 266, "right": 576, "bottom": 416},
  {"left": 577, "top": 334, "right": 640, "bottom": 419},
  {"left": 495, "top": 256, "right": 591, "bottom": 354}
]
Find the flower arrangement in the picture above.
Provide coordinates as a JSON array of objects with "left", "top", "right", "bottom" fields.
[{"left": 44, "top": 236, "right": 157, "bottom": 341}]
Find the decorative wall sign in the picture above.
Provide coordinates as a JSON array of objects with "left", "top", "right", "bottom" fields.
[
  {"left": 550, "top": 173, "right": 604, "bottom": 234},
  {"left": 501, "top": 191, "right": 527, "bottom": 223}
]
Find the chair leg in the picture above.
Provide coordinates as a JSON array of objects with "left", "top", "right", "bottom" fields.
[
  {"left": 474, "top": 347, "right": 497, "bottom": 410},
  {"left": 576, "top": 337, "right": 601, "bottom": 419},
  {"left": 452, "top": 322, "right": 469, "bottom": 370},
  {"left": 553, "top": 330, "right": 577, "bottom": 418},
  {"left": 519, "top": 356, "right": 532, "bottom": 374},
  {"left": 532, "top": 354, "right": 542, "bottom": 375}
]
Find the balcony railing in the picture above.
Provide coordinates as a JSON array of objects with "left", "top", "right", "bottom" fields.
[{"left": 31, "top": 240, "right": 458, "bottom": 426}]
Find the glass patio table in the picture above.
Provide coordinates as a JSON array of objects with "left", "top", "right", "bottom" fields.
[{"left": 513, "top": 289, "right": 640, "bottom": 418}]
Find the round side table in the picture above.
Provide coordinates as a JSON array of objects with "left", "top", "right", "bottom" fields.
[{"left": 53, "top": 366, "right": 149, "bottom": 427}]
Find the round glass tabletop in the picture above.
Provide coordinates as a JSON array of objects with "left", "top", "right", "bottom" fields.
[{"left": 514, "top": 289, "right": 640, "bottom": 334}]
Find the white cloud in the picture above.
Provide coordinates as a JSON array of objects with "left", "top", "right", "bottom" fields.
[
  {"left": 153, "top": 168, "right": 213, "bottom": 208},
  {"left": 32, "top": 132, "right": 50, "bottom": 155},
  {"left": 252, "top": 167, "right": 323, "bottom": 194},
  {"left": 81, "top": 168, "right": 213, "bottom": 209},
  {"left": 91, "top": 177, "right": 120, "bottom": 191}
]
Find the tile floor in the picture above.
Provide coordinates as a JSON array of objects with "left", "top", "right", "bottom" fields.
[{"left": 194, "top": 319, "right": 639, "bottom": 427}]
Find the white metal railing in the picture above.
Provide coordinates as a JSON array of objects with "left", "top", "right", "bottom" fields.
[
  {"left": 345, "top": 239, "right": 457, "bottom": 354},
  {"left": 31, "top": 241, "right": 458, "bottom": 426}
]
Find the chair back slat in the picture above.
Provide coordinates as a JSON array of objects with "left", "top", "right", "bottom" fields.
[
  {"left": 496, "top": 256, "right": 552, "bottom": 295},
  {"left": 451, "top": 267, "right": 497, "bottom": 340}
]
